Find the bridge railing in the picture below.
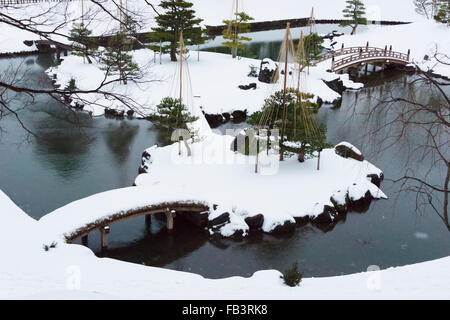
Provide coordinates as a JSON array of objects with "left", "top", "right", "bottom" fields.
[{"left": 331, "top": 49, "right": 410, "bottom": 70}]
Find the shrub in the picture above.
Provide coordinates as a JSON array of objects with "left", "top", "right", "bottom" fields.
[
  {"left": 248, "top": 65, "right": 258, "bottom": 77},
  {"left": 43, "top": 241, "right": 58, "bottom": 252},
  {"left": 282, "top": 261, "right": 303, "bottom": 287}
]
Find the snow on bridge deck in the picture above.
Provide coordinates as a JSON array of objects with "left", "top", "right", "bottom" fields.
[{"left": 39, "top": 185, "right": 212, "bottom": 243}]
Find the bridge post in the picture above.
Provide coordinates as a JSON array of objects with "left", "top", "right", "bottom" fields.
[
  {"left": 165, "top": 209, "right": 174, "bottom": 231},
  {"left": 366, "top": 41, "right": 369, "bottom": 52},
  {"left": 82, "top": 235, "right": 88, "bottom": 247},
  {"left": 145, "top": 214, "right": 152, "bottom": 229},
  {"left": 407, "top": 49, "right": 410, "bottom": 61},
  {"left": 100, "top": 226, "right": 110, "bottom": 251}
]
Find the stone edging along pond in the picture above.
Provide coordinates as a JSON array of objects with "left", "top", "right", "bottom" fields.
[{"left": 137, "top": 143, "right": 386, "bottom": 240}]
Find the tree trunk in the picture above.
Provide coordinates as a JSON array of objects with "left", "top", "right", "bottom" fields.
[
  {"left": 444, "top": 164, "right": 449, "bottom": 230},
  {"left": 170, "top": 47, "right": 177, "bottom": 62},
  {"left": 231, "top": 46, "right": 238, "bottom": 59}
]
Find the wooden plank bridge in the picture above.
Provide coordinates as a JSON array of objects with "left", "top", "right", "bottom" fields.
[{"left": 0, "top": 0, "right": 79, "bottom": 5}]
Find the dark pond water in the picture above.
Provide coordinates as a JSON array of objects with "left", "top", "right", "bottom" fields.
[
  {"left": 0, "top": 43, "right": 448, "bottom": 279},
  {"left": 199, "top": 24, "right": 368, "bottom": 60}
]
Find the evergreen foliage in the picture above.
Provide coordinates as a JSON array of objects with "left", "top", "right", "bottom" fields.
[
  {"left": 303, "top": 33, "right": 324, "bottom": 65},
  {"left": 151, "top": 0, "right": 211, "bottom": 61},
  {"left": 64, "top": 78, "right": 77, "bottom": 92},
  {"left": 340, "top": 0, "right": 367, "bottom": 35},
  {"left": 100, "top": 33, "right": 139, "bottom": 85},
  {"left": 435, "top": 0, "right": 450, "bottom": 24},
  {"left": 153, "top": 97, "right": 198, "bottom": 139},
  {"left": 249, "top": 89, "right": 331, "bottom": 159},
  {"left": 222, "top": 12, "right": 254, "bottom": 58},
  {"left": 282, "top": 262, "right": 303, "bottom": 287},
  {"left": 69, "top": 22, "right": 95, "bottom": 64}
]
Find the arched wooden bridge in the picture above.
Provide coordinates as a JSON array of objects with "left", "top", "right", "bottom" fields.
[
  {"left": 39, "top": 187, "right": 211, "bottom": 251},
  {"left": 66, "top": 202, "right": 210, "bottom": 250},
  {"left": 317, "top": 46, "right": 411, "bottom": 72}
]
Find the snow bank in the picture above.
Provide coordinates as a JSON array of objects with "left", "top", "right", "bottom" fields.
[
  {"left": 1, "top": 188, "right": 448, "bottom": 299},
  {"left": 0, "top": 23, "right": 39, "bottom": 55}
]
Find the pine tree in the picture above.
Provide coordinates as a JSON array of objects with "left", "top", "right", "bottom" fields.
[
  {"left": 222, "top": 12, "right": 254, "bottom": 58},
  {"left": 340, "top": 0, "right": 367, "bottom": 35},
  {"left": 303, "top": 33, "right": 324, "bottom": 65},
  {"left": 435, "top": 0, "right": 450, "bottom": 24},
  {"left": 153, "top": 97, "right": 198, "bottom": 144},
  {"left": 69, "top": 22, "right": 94, "bottom": 64},
  {"left": 151, "top": 0, "right": 210, "bottom": 62},
  {"left": 249, "top": 89, "right": 331, "bottom": 159},
  {"left": 100, "top": 33, "right": 139, "bottom": 85}
]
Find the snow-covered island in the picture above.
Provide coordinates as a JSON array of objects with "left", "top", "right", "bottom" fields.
[{"left": 0, "top": 0, "right": 449, "bottom": 301}]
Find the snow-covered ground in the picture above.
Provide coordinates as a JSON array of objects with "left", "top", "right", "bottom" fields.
[
  {"left": 47, "top": 49, "right": 360, "bottom": 116},
  {"left": 191, "top": 0, "right": 419, "bottom": 25},
  {"left": 1, "top": 189, "right": 449, "bottom": 299}
]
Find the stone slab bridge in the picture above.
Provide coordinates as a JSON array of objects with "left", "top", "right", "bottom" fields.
[
  {"left": 38, "top": 186, "right": 211, "bottom": 251},
  {"left": 317, "top": 45, "right": 411, "bottom": 73}
]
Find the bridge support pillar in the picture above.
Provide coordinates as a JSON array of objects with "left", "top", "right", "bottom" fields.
[
  {"left": 145, "top": 214, "right": 152, "bottom": 229},
  {"left": 100, "top": 226, "right": 110, "bottom": 251},
  {"left": 82, "top": 235, "right": 88, "bottom": 247},
  {"left": 364, "top": 63, "right": 368, "bottom": 75},
  {"left": 165, "top": 210, "right": 174, "bottom": 231}
]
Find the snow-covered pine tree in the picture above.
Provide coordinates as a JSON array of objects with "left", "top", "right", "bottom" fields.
[
  {"left": 340, "top": 0, "right": 367, "bottom": 35},
  {"left": 222, "top": 12, "right": 254, "bottom": 58},
  {"left": 100, "top": 33, "right": 139, "bottom": 85},
  {"left": 151, "top": 0, "right": 210, "bottom": 62},
  {"left": 69, "top": 22, "right": 94, "bottom": 64},
  {"left": 435, "top": 0, "right": 450, "bottom": 24}
]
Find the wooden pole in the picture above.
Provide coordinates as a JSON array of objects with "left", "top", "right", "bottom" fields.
[
  {"left": 280, "top": 23, "right": 290, "bottom": 162},
  {"left": 160, "top": 40, "right": 162, "bottom": 64},
  {"left": 81, "top": 235, "right": 88, "bottom": 247},
  {"left": 165, "top": 209, "right": 174, "bottom": 231},
  {"left": 100, "top": 226, "right": 110, "bottom": 251},
  {"left": 255, "top": 132, "right": 259, "bottom": 174},
  {"left": 145, "top": 214, "right": 152, "bottom": 229},
  {"left": 179, "top": 31, "right": 183, "bottom": 102}
]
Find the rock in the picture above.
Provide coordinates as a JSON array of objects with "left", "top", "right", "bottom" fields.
[
  {"left": 294, "top": 216, "right": 310, "bottom": 225},
  {"left": 245, "top": 214, "right": 264, "bottom": 230},
  {"left": 324, "top": 78, "right": 346, "bottom": 95},
  {"left": 23, "top": 40, "right": 34, "bottom": 47},
  {"left": 138, "top": 165, "right": 147, "bottom": 174},
  {"left": 367, "top": 172, "right": 384, "bottom": 188},
  {"left": 204, "top": 113, "right": 224, "bottom": 128},
  {"left": 347, "top": 190, "right": 373, "bottom": 211},
  {"left": 313, "top": 205, "right": 338, "bottom": 224},
  {"left": 231, "top": 110, "right": 247, "bottom": 123},
  {"left": 181, "top": 211, "right": 209, "bottom": 229},
  {"left": 269, "top": 220, "right": 296, "bottom": 235},
  {"left": 207, "top": 212, "right": 230, "bottom": 228},
  {"left": 238, "top": 83, "right": 257, "bottom": 90},
  {"left": 330, "top": 191, "right": 348, "bottom": 215},
  {"left": 297, "top": 152, "right": 305, "bottom": 163},
  {"left": 258, "top": 58, "right": 278, "bottom": 84},
  {"left": 222, "top": 112, "right": 231, "bottom": 123},
  {"left": 316, "top": 97, "right": 323, "bottom": 108},
  {"left": 335, "top": 142, "right": 364, "bottom": 161},
  {"left": 127, "top": 109, "right": 135, "bottom": 117}
]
